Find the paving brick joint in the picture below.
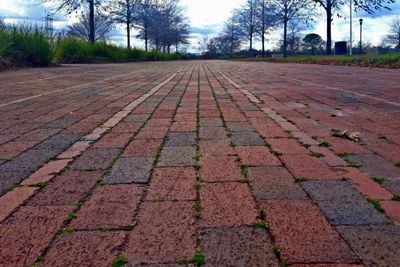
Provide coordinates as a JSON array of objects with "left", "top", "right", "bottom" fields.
[{"left": 0, "top": 61, "right": 399, "bottom": 266}]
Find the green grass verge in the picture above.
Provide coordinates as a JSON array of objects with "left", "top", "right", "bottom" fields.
[{"left": 235, "top": 53, "right": 400, "bottom": 68}]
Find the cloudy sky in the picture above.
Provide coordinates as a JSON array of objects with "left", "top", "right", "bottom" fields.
[{"left": 0, "top": 0, "right": 399, "bottom": 52}]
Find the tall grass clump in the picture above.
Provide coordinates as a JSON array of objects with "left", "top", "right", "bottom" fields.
[
  {"left": 0, "top": 24, "right": 54, "bottom": 66},
  {"left": 55, "top": 38, "right": 183, "bottom": 63}
]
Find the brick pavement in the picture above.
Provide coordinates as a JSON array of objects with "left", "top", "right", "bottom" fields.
[{"left": 0, "top": 61, "right": 399, "bottom": 266}]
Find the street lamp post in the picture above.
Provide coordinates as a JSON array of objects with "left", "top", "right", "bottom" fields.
[
  {"left": 359, "top": 18, "right": 363, "bottom": 54},
  {"left": 350, "top": 0, "right": 353, "bottom": 55}
]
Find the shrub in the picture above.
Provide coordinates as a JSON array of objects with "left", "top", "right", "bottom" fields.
[
  {"left": 55, "top": 38, "right": 183, "bottom": 64},
  {"left": 0, "top": 24, "right": 54, "bottom": 66}
]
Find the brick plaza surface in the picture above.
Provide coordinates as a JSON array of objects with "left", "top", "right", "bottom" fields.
[{"left": 0, "top": 61, "right": 399, "bottom": 266}]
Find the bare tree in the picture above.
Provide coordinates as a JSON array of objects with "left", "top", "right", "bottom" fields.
[
  {"left": 313, "top": 0, "right": 395, "bottom": 55},
  {"left": 270, "top": 0, "right": 312, "bottom": 57},
  {"left": 222, "top": 16, "right": 246, "bottom": 54},
  {"left": 138, "top": 0, "right": 189, "bottom": 53},
  {"left": 135, "top": 0, "right": 156, "bottom": 51},
  {"left": 383, "top": 17, "right": 400, "bottom": 49},
  {"left": 43, "top": 0, "right": 103, "bottom": 43},
  {"left": 106, "top": 0, "right": 139, "bottom": 48},
  {"left": 255, "top": 0, "right": 277, "bottom": 57},
  {"left": 67, "top": 11, "right": 113, "bottom": 41},
  {"left": 234, "top": 0, "right": 257, "bottom": 53}
]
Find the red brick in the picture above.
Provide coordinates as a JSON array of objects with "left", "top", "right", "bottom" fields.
[
  {"left": 291, "top": 264, "right": 361, "bottom": 267},
  {"left": 145, "top": 118, "right": 171, "bottom": 127},
  {"left": 200, "top": 139, "right": 234, "bottom": 156},
  {"left": 200, "top": 183, "right": 258, "bottom": 228},
  {"left": 381, "top": 201, "right": 400, "bottom": 223},
  {"left": 309, "top": 146, "right": 347, "bottom": 167},
  {"left": 261, "top": 200, "right": 358, "bottom": 264},
  {"left": 235, "top": 146, "right": 281, "bottom": 166},
  {"left": 0, "top": 141, "right": 37, "bottom": 160},
  {"left": 256, "top": 125, "right": 291, "bottom": 138},
  {"left": 146, "top": 167, "right": 196, "bottom": 201},
  {"left": 94, "top": 133, "right": 132, "bottom": 148},
  {"left": 267, "top": 138, "right": 309, "bottom": 155},
  {"left": 324, "top": 136, "right": 369, "bottom": 155},
  {"left": 111, "top": 122, "right": 142, "bottom": 133},
  {"left": 42, "top": 231, "right": 125, "bottom": 267},
  {"left": 170, "top": 121, "right": 197, "bottom": 131},
  {"left": 123, "top": 201, "right": 196, "bottom": 264},
  {"left": 71, "top": 185, "right": 143, "bottom": 229},
  {"left": 135, "top": 127, "right": 169, "bottom": 139},
  {"left": 368, "top": 143, "right": 400, "bottom": 163},
  {"left": 21, "top": 159, "right": 72, "bottom": 185},
  {"left": 335, "top": 167, "right": 393, "bottom": 200},
  {"left": 200, "top": 156, "right": 242, "bottom": 182},
  {"left": 281, "top": 155, "right": 340, "bottom": 180},
  {"left": 123, "top": 138, "right": 163, "bottom": 157},
  {"left": 57, "top": 141, "right": 91, "bottom": 159},
  {"left": 0, "top": 187, "right": 38, "bottom": 222},
  {"left": 0, "top": 206, "right": 73, "bottom": 266},
  {"left": 28, "top": 171, "right": 102, "bottom": 206}
]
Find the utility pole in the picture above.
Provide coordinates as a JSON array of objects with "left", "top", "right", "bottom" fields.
[
  {"left": 359, "top": 18, "right": 363, "bottom": 54},
  {"left": 349, "top": 0, "right": 353, "bottom": 55},
  {"left": 44, "top": 11, "right": 54, "bottom": 36}
]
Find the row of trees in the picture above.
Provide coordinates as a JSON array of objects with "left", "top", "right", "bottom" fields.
[
  {"left": 210, "top": 0, "right": 396, "bottom": 57},
  {"left": 46, "top": 0, "right": 190, "bottom": 53}
]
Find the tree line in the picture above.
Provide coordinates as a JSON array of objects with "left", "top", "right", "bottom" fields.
[
  {"left": 45, "top": 0, "right": 190, "bottom": 53},
  {"left": 207, "top": 0, "right": 396, "bottom": 57}
]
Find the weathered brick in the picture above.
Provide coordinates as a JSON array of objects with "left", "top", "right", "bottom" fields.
[
  {"left": 123, "top": 201, "right": 196, "bottom": 264},
  {"left": 0, "top": 206, "right": 73, "bottom": 266},
  {"left": 200, "top": 227, "right": 278, "bottom": 267},
  {"left": 42, "top": 231, "right": 126, "bottom": 267},
  {"left": 200, "top": 183, "right": 257, "bottom": 227},
  {"left": 261, "top": 200, "right": 358, "bottom": 264}
]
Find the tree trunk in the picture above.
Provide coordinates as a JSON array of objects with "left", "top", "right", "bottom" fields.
[
  {"left": 262, "top": 1, "right": 265, "bottom": 57},
  {"left": 145, "top": 28, "right": 148, "bottom": 51},
  {"left": 283, "top": 18, "right": 288, "bottom": 57},
  {"left": 89, "top": 0, "right": 95, "bottom": 44},
  {"left": 326, "top": 4, "right": 332, "bottom": 55},
  {"left": 126, "top": 2, "right": 131, "bottom": 49},
  {"left": 127, "top": 23, "right": 131, "bottom": 49}
]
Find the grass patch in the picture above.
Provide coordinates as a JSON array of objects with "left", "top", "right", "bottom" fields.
[
  {"left": 111, "top": 256, "right": 127, "bottom": 267},
  {"left": 193, "top": 202, "right": 201, "bottom": 218},
  {"left": 367, "top": 198, "right": 385, "bottom": 213},
  {"left": 318, "top": 140, "right": 331, "bottom": 148},
  {"left": 252, "top": 220, "right": 269, "bottom": 230},
  {"left": 273, "top": 150, "right": 282, "bottom": 156},
  {"left": 310, "top": 152, "right": 324, "bottom": 158},
  {"left": 343, "top": 158, "right": 362, "bottom": 168},
  {"left": 191, "top": 249, "right": 204, "bottom": 266},
  {"left": 239, "top": 178, "right": 250, "bottom": 184},
  {"left": 66, "top": 212, "right": 77, "bottom": 222},
  {"left": 372, "top": 176, "right": 385, "bottom": 185},
  {"left": 33, "top": 182, "right": 49, "bottom": 189},
  {"left": 295, "top": 177, "right": 308, "bottom": 183},
  {"left": 392, "top": 195, "right": 400, "bottom": 201},
  {"left": 60, "top": 227, "right": 74, "bottom": 234},
  {"left": 98, "top": 226, "right": 112, "bottom": 232},
  {"left": 193, "top": 182, "right": 203, "bottom": 190},
  {"left": 236, "top": 53, "right": 400, "bottom": 68}
]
